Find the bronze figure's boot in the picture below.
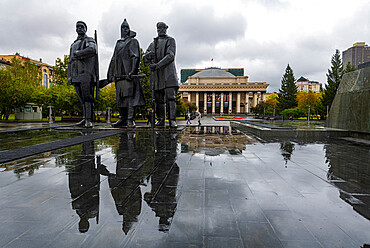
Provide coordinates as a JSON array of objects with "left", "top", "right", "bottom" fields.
[
  {"left": 112, "top": 108, "right": 128, "bottom": 128},
  {"left": 84, "top": 102, "right": 93, "bottom": 128},
  {"left": 127, "top": 106, "right": 136, "bottom": 128},
  {"left": 76, "top": 103, "right": 86, "bottom": 127},
  {"left": 155, "top": 104, "right": 165, "bottom": 127},
  {"left": 168, "top": 101, "right": 177, "bottom": 128}
]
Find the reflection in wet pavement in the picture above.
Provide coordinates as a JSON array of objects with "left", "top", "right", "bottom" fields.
[
  {"left": 0, "top": 129, "right": 82, "bottom": 151},
  {"left": 0, "top": 127, "right": 369, "bottom": 247}
]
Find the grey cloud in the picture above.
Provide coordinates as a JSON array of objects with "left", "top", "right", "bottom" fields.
[
  {"left": 168, "top": 3, "right": 246, "bottom": 46},
  {"left": 0, "top": 0, "right": 74, "bottom": 53}
]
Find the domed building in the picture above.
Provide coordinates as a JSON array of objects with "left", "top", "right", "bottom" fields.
[{"left": 179, "top": 67, "right": 269, "bottom": 115}]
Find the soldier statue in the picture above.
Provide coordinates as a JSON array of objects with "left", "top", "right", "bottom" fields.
[
  {"left": 143, "top": 22, "right": 179, "bottom": 128},
  {"left": 108, "top": 19, "right": 145, "bottom": 128},
  {"left": 67, "top": 21, "right": 99, "bottom": 128}
]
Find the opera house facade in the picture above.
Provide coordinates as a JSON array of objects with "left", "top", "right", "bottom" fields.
[{"left": 179, "top": 67, "right": 269, "bottom": 115}]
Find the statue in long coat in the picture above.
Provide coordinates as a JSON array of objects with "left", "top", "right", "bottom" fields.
[
  {"left": 108, "top": 19, "right": 145, "bottom": 128},
  {"left": 143, "top": 22, "right": 179, "bottom": 128}
]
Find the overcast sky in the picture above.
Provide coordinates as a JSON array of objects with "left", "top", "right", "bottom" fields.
[{"left": 1, "top": 0, "right": 369, "bottom": 92}]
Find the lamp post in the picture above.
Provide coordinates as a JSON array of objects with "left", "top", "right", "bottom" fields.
[
  {"left": 308, "top": 105, "right": 311, "bottom": 125},
  {"left": 106, "top": 107, "right": 112, "bottom": 124},
  {"left": 47, "top": 106, "right": 53, "bottom": 124}
]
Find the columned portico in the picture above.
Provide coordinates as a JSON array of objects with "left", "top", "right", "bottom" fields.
[{"left": 179, "top": 67, "right": 269, "bottom": 115}]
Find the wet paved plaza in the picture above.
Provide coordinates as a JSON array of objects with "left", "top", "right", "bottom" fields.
[{"left": 0, "top": 122, "right": 369, "bottom": 247}]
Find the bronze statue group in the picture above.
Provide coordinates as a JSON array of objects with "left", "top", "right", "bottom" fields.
[{"left": 67, "top": 20, "right": 179, "bottom": 128}]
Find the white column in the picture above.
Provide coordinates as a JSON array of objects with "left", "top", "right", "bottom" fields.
[
  {"left": 253, "top": 92, "right": 257, "bottom": 107},
  {"left": 204, "top": 92, "right": 207, "bottom": 115},
  {"left": 212, "top": 92, "right": 216, "bottom": 115},
  {"left": 262, "top": 92, "right": 267, "bottom": 102},
  {"left": 229, "top": 92, "right": 232, "bottom": 114},
  {"left": 236, "top": 92, "right": 241, "bottom": 114},
  {"left": 187, "top": 92, "right": 191, "bottom": 103},
  {"left": 196, "top": 92, "right": 199, "bottom": 110},
  {"left": 245, "top": 92, "right": 249, "bottom": 113},
  {"left": 220, "top": 92, "right": 224, "bottom": 114}
]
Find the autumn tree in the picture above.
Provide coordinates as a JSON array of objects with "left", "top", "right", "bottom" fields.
[
  {"left": 0, "top": 57, "right": 41, "bottom": 119},
  {"left": 297, "top": 91, "right": 318, "bottom": 117}
]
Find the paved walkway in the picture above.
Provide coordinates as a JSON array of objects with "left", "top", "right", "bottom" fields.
[{"left": 0, "top": 125, "right": 369, "bottom": 247}]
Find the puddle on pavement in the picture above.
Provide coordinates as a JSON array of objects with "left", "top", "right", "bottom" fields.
[
  {"left": 0, "top": 129, "right": 82, "bottom": 151},
  {"left": 0, "top": 127, "right": 369, "bottom": 246}
]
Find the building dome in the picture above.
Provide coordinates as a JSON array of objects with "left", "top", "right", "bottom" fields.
[{"left": 191, "top": 67, "right": 236, "bottom": 78}]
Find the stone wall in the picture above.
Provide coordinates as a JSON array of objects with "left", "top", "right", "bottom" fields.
[{"left": 326, "top": 67, "right": 370, "bottom": 133}]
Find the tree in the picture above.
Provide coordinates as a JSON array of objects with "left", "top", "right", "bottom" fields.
[
  {"left": 136, "top": 49, "right": 151, "bottom": 118},
  {"left": 266, "top": 93, "right": 279, "bottom": 115},
  {"left": 277, "top": 64, "right": 297, "bottom": 113},
  {"left": 297, "top": 91, "right": 318, "bottom": 117},
  {"left": 95, "top": 83, "right": 117, "bottom": 113},
  {"left": 0, "top": 57, "right": 41, "bottom": 119},
  {"left": 321, "top": 49, "right": 343, "bottom": 111},
  {"left": 344, "top": 61, "right": 357, "bottom": 73},
  {"left": 53, "top": 55, "right": 69, "bottom": 84},
  {"left": 251, "top": 101, "right": 269, "bottom": 115}
]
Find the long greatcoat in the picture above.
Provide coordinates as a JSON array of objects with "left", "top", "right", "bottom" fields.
[
  {"left": 143, "top": 35, "right": 179, "bottom": 91},
  {"left": 108, "top": 32, "right": 145, "bottom": 107},
  {"left": 67, "top": 34, "right": 99, "bottom": 102}
]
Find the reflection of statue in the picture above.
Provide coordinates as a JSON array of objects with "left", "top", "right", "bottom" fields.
[
  {"left": 143, "top": 22, "right": 179, "bottom": 128},
  {"left": 144, "top": 131, "right": 179, "bottom": 232},
  {"left": 106, "top": 132, "right": 147, "bottom": 234},
  {"left": 280, "top": 142, "right": 295, "bottom": 165},
  {"left": 68, "top": 140, "right": 100, "bottom": 233},
  {"left": 108, "top": 19, "right": 145, "bottom": 128},
  {"left": 67, "top": 21, "right": 99, "bottom": 128}
]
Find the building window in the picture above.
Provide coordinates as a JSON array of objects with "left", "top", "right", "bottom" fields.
[{"left": 43, "top": 74, "right": 47, "bottom": 88}]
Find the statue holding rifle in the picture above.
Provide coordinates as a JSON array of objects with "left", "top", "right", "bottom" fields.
[
  {"left": 67, "top": 21, "right": 99, "bottom": 128},
  {"left": 107, "top": 19, "right": 145, "bottom": 128},
  {"left": 143, "top": 22, "right": 179, "bottom": 128}
]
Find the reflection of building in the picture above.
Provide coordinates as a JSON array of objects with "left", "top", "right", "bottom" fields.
[
  {"left": 179, "top": 126, "right": 257, "bottom": 152},
  {"left": 296, "top": 76, "right": 321, "bottom": 93},
  {"left": 179, "top": 67, "right": 269, "bottom": 115},
  {"left": 342, "top": 42, "right": 370, "bottom": 68},
  {"left": 0, "top": 54, "right": 54, "bottom": 88}
]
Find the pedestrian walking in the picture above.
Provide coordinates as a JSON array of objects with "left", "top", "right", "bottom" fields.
[
  {"left": 197, "top": 112, "right": 202, "bottom": 126},
  {"left": 186, "top": 113, "right": 191, "bottom": 125}
]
